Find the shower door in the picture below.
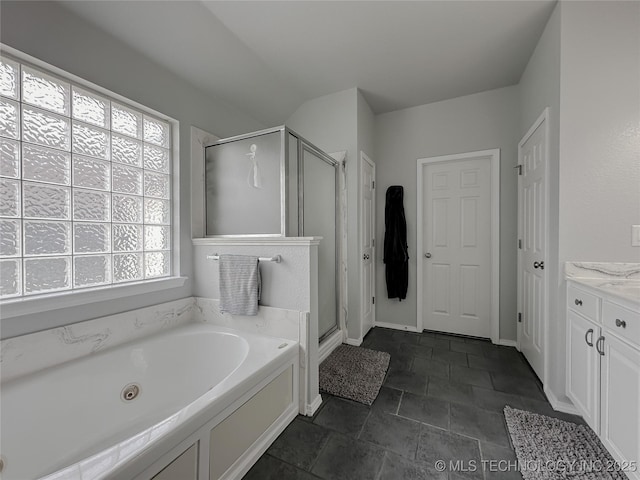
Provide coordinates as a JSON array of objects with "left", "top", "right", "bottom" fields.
[{"left": 300, "top": 143, "right": 338, "bottom": 342}]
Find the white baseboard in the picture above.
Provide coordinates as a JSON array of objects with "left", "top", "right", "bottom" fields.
[
  {"left": 497, "top": 339, "right": 518, "bottom": 348},
  {"left": 345, "top": 337, "right": 363, "bottom": 346},
  {"left": 305, "top": 394, "right": 323, "bottom": 416},
  {"left": 544, "top": 386, "right": 581, "bottom": 415},
  {"left": 374, "top": 321, "right": 421, "bottom": 333},
  {"left": 318, "top": 330, "right": 343, "bottom": 363}
]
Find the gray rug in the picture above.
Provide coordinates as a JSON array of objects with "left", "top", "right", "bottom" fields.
[
  {"left": 319, "top": 345, "right": 390, "bottom": 405},
  {"left": 504, "top": 406, "right": 627, "bottom": 480}
]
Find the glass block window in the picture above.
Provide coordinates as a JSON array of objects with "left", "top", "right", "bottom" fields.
[{"left": 0, "top": 55, "right": 172, "bottom": 299}]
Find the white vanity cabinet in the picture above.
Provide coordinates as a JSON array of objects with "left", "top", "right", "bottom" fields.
[{"left": 566, "top": 281, "right": 640, "bottom": 479}]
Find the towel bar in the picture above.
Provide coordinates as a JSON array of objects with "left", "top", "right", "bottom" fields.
[{"left": 206, "top": 254, "right": 282, "bottom": 263}]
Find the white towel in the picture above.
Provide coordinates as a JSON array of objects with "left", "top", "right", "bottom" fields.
[{"left": 219, "top": 254, "right": 261, "bottom": 316}]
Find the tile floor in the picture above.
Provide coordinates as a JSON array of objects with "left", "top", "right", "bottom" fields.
[{"left": 243, "top": 327, "right": 583, "bottom": 480}]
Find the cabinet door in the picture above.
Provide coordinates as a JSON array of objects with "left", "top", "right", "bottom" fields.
[
  {"left": 566, "top": 310, "right": 600, "bottom": 433},
  {"left": 601, "top": 333, "right": 640, "bottom": 476},
  {"left": 152, "top": 444, "right": 198, "bottom": 480}
]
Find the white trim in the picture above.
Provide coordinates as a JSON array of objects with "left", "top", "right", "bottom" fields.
[
  {"left": 305, "top": 394, "right": 323, "bottom": 416},
  {"left": 544, "top": 385, "right": 581, "bottom": 415},
  {"left": 345, "top": 337, "right": 363, "bottom": 347},
  {"left": 359, "top": 151, "right": 376, "bottom": 340},
  {"left": 497, "top": 339, "right": 518, "bottom": 348},
  {"left": 374, "top": 321, "right": 421, "bottom": 333},
  {"left": 416, "top": 149, "right": 501, "bottom": 343},
  {"left": 318, "top": 329, "right": 343, "bottom": 363},
  {"left": 516, "top": 107, "right": 550, "bottom": 386},
  {"left": 192, "top": 237, "right": 322, "bottom": 246},
  {"left": 0, "top": 277, "right": 188, "bottom": 319}
]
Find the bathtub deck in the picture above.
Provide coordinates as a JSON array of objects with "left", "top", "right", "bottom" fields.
[{"left": 242, "top": 327, "right": 583, "bottom": 480}]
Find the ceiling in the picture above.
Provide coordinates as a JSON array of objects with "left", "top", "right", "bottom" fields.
[{"left": 59, "top": 0, "right": 556, "bottom": 126}]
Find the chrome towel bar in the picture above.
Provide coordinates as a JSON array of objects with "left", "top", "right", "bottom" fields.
[{"left": 206, "top": 254, "right": 282, "bottom": 263}]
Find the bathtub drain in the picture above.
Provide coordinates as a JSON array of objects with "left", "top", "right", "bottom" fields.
[{"left": 121, "top": 383, "right": 141, "bottom": 401}]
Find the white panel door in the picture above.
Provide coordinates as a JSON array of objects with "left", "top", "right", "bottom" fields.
[
  {"left": 422, "top": 158, "right": 492, "bottom": 337},
  {"left": 360, "top": 153, "right": 375, "bottom": 337},
  {"left": 518, "top": 112, "right": 547, "bottom": 381},
  {"left": 566, "top": 311, "right": 600, "bottom": 433},
  {"left": 601, "top": 334, "right": 640, "bottom": 472}
]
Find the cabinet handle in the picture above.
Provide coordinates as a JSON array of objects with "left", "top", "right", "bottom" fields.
[
  {"left": 584, "top": 328, "right": 594, "bottom": 347},
  {"left": 595, "top": 336, "right": 605, "bottom": 356},
  {"left": 615, "top": 318, "right": 627, "bottom": 329},
  {"left": 575, "top": 299, "right": 583, "bottom": 306}
]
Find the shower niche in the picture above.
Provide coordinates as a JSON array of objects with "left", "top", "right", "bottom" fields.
[{"left": 204, "top": 126, "right": 341, "bottom": 341}]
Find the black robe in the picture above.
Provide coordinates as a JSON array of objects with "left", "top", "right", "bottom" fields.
[{"left": 383, "top": 186, "right": 408, "bottom": 300}]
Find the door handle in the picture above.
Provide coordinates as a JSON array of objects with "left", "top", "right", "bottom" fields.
[
  {"left": 533, "top": 261, "right": 544, "bottom": 270},
  {"left": 424, "top": 253, "right": 432, "bottom": 258},
  {"left": 615, "top": 318, "right": 627, "bottom": 329},
  {"left": 363, "top": 254, "right": 370, "bottom": 260},
  {"left": 595, "top": 336, "right": 605, "bottom": 356},
  {"left": 585, "top": 328, "right": 594, "bottom": 347}
]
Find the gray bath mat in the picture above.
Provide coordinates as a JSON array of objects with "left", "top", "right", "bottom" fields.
[
  {"left": 504, "top": 406, "right": 627, "bottom": 480},
  {"left": 319, "top": 345, "right": 390, "bottom": 406}
]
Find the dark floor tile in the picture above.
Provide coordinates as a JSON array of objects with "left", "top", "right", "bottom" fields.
[
  {"left": 364, "top": 327, "right": 395, "bottom": 344},
  {"left": 427, "top": 377, "right": 474, "bottom": 406},
  {"left": 451, "top": 365, "right": 493, "bottom": 388},
  {"left": 432, "top": 348, "right": 468, "bottom": 366},
  {"left": 481, "top": 344, "right": 524, "bottom": 363},
  {"left": 480, "top": 442, "right": 522, "bottom": 480},
  {"left": 416, "top": 424, "right": 482, "bottom": 480},
  {"left": 519, "top": 397, "right": 585, "bottom": 424},
  {"left": 393, "top": 331, "right": 421, "bottom": 344},
  {"left": 371, "top": 386, "right": 402, "bottom": 414},
  {"left": 451, "top": 341, "right": 486, "bottom": 355},
  {"left": 311, "top": 433, "right": 385, "bottom": 480},
  {"left": 471, "top": 386, "right": 524, "bottom": 413},
  {"left": 384, "top": 369, "right": 428, "bottom": 395},
  {"left": 359, "top": 411, "right": 421, "bottom": 459},
  {"left": 401, "top": 342, "right": 433, "bottom": 359},
  {"left": 420, "top": 330, "right": 436, "bottom": 338},
  {"left": 412, "top": 356, "right": 450, "bottom": 379},
  {"left": 490, "top": 372, "right": 546, "bottom": 400},
  {"left": 467, "top": 354, "right": 534, "bottom": 378},
  {"left": 464, "top": 336, "right": 491, "bottom": 345},
  {"left": 243, "top": 454, "right": 323, "bottom": 480},
  {"left": 450, "top": 403, "right": 510, "bottom": 447},
  {"left": 313, "top": 397, "right": 370, "bottom": 436},
  {"left": 267, "top": 418, "right": 331, "bottom": 470},
  {"left": 420, "top": 336, "right": 451, "bottom": 350},
  {"left": 398, "top": 391, "right": 449, "bottom": 429},
  {"left": 388, "top": 351, "right": 414, "bottom": 371},
  {"left": 378, "top": 451, "right": 447, "bottom": 480}
]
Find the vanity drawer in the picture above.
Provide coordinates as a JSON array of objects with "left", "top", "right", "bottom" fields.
[
  {"left": 603, "top": 300, "right": 640, "bottom": 347},
  {"left": 568, "top": 285, "right": 600, "bottom": 322}
]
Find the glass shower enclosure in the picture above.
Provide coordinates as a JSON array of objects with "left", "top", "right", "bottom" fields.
[{"left": 204, "top": 126, "right": 340, "bottom": 342}]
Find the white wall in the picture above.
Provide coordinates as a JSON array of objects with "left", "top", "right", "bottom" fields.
[
  {"left": 0, "top": 1, "right": 264, "bottom": 338},
  {"left": 374, "top": 86, "right": 521, "bottom": 340}
]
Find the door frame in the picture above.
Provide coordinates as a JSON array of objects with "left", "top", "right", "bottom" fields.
[
  {"left": 360, "top": 151, "right": 376, "bottom": 336},
  {"left": 516, "top": 107, "right": 550, "bottom": 385},
  {"left": 417, "top": 149, "right": 500, "bottom": 343}
]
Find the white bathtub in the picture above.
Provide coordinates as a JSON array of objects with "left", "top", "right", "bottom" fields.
[{"left": 1, "top": 323, "right": 299, "bottom": 480}]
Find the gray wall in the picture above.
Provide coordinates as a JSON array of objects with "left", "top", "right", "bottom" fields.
[
  {"left": 518, "top": 2, "right": 562, "bottom": 394},
  {"left": 0, "top": 1, "right": 263, "bottom": 338},
  {"left": 374, "top": 86, "right": 521, "bottom": 340},
  {"left": 286, "top": 88, "right": 365, "bottom": 340}
]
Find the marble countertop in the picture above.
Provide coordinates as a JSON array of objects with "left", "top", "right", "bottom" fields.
[{"left": 566, "top": 262, "right": 640, "bottom": 307}]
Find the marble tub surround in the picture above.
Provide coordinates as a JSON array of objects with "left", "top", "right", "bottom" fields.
[
  {"left": 1, "top": 297, "right": 194, "bottom": 383},
  {"left": 194, "top": 297, "right": 319, "bottom": 416},
  {"left": 565, "top": 262, "right": 640, "bottom": 306}
]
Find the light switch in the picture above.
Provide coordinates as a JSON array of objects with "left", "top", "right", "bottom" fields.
[{"left": 632, "top": 225, "right": 640, "bottom": 247}]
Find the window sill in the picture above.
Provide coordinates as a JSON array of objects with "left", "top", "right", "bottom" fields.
[{"left": 0, "top": 276, "right": 188, "bottom": 320}]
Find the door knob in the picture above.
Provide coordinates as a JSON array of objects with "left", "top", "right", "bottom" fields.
[
  {"left": 533, "top": 261, "right": 544, "bottom": 270},
  {"left": 363, "top": 254, "right": 370, "bottom": 260},
  {"left": 424, "top": 253, "right": 432, "bottom": 258}
]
